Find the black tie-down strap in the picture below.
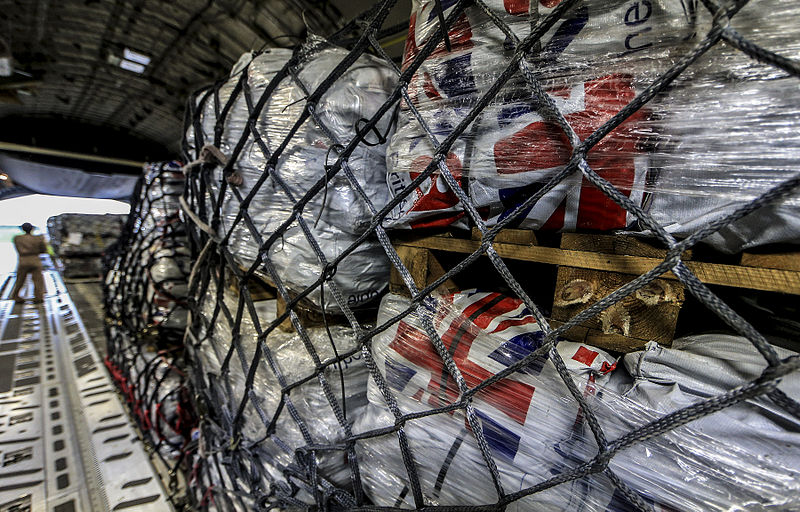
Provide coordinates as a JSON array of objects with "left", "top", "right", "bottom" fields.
[{"left": 179, "top": 0, "right": 800, "bottom": 510}]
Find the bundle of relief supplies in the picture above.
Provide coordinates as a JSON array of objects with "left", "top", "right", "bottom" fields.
[
  {"left": 186, "top": 38, "right": 397, "bottom": 312},
  {"left": 47, "top": 213, "right": 127, "bottom": 277},
  {"left": 105, "top": 162, "right": 189, "bottom": 330},
  {"left": 354, "top": 290, "right": 800, "bottom": 510},
  {"left": 188, "top": 280, "right": 369, "bottom": 507},
  {"left": 105, "top": 345, "right": 193, "bottom": 461},
  {"left": 103, "top": 163, "right": 195, "bottom": 466},
  {"left": 186, "top": 285, "right": 800, "bottom": 510},
  {"left": 137, "top": 161, "right": 190, "bottom": 329},
  {"left": 384, "top": 0, "right": 800, "bottom": 253}
]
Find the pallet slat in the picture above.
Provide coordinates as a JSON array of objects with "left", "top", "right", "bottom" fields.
[
  {"left": 396, "top": 236, "right": 800, "bottom": 295},
  {"left": 551, "top": 234, "right": 685, "bottom": 349}
]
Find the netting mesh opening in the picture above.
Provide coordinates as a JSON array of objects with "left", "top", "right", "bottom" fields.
[{"left": 166, "top": 0, "right": 800, "bottom": 509}]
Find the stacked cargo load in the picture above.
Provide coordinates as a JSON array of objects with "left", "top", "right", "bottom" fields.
[
  {"left": 103, "top": 161, "right": 195, "bottom": 492},
  {"left": 185, "top": 38, "right": 396, "bottom": 314},
  {"left": 47, "top": 213, "right": 127, "bottom": 278},
  {"left": 173, "top": 0, "right": 800, "bottom": 510},
  {"left": 385, "top": 0, "right": 800, "bottom": 253}
]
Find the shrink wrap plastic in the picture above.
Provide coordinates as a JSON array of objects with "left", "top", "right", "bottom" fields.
[
  {"left": 140, "top": 162, "right": 185, "bottom": 231},
  {"left": 136, "top": 162, "right": 189, "bottom": 328},
  {"left": 385, "top": 0, "right": 800, "bottom": 251},
  {"left": 193, "top": 281, "right": 369, "bottom": 496},
  {"left": 47, "top": 213, "right": 127, "bottom": 256},
  {"left": 48, "top": 213, "right": 126, "bottom": 277},
  {"left": 144, "top": 240, "right": 190, "bottom": 329},
  {"left": 613, "top": 334, "right": 800, "bottom": 473},
  {"left": 187, "top": 39, "right": 397, "bottom": 312},
  {"left": 355, "top": 292, "right": 800, "bottom": 510}
]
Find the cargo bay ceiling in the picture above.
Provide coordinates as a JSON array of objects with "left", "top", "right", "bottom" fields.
[{"left": 0, "top": 0, "right": 410, "bottom": 177}]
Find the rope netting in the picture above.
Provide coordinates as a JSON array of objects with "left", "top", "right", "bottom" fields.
[
  {"left": 177, "top": 0, "right": 800, "bottom": 509},
  {"left": 103, "top": 162, "right": 197, "bottom": 500}
]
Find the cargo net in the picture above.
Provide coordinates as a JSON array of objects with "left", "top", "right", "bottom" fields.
[
  {"left": 103, "top": 162, "right": 197, "bottom": 497},
  {"left": 181, "top": 0, "right": 800, "bottom": 509}
]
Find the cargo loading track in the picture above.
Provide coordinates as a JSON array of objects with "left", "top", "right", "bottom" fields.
[{"left": 0, "top": 267, "right": 172, "bottom": 512}]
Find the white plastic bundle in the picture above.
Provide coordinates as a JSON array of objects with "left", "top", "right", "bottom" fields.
[
  {"left": 385, "top": 0, "right": 800, "bottom": 252},
  {"left": 643, "top": 0, "right": 800, "bottom": 252},
  {"left": 194, "top": 281, "right": 369, "bottom": 495},
  {"left": 135, "top": 162, "right": 189, "bottom": 328},
  {"left": 48, "top": 213, "right": 127, "bottom": 255},
  {"left": 145, "top": 241, "right": 190, "bottom": 328},
  {"left": 384, "top": 0, "right": 694, "bottom": 231},
  {"left": 187, "top": 38, "right": 397, "bottom": 312},
  {"left": 355, "top": 291, "right": 800, "bottom": 510},
  {"left": 610, "top": 334, "right": 800, "bottom": 473},
  {"left": 139, "top": 161, "right": 185, "bottom": 234}
]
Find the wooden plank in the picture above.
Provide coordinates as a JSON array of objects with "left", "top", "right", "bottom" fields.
[
  {"left": 389, "top": 246, "right": 429, "bottom": 295},
  {"left": 560, "top": 233, "right": 691, "bottom": 259},
  {"left": 471, "top": 227, "right": 537, "bottom": 245},
  {"left": 275, "top": 293, "right": 331, "bottom": 333},
  {"left": 552, "top": 234, "right": 684, "bottom": 350},
  {"left": 395, "top": 237, "right": 800, "bottom": 295},
  {"left": 741, "top": 251, "right": 800, "bottom": 271},
  {"left": 232, "top": 266, "right": 277, "bottom": 301},
  {"left": 389, "top": 245, "right": 459, "bottom": 297},
  {"left": 549, "top": 320, "right": 650, "bottom": 353}
]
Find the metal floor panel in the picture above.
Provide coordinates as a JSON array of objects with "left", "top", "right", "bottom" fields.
[{"left": 0, "top": 267, "right": 172, "bottom": 512}]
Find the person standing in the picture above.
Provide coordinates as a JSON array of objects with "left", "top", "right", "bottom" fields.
[{"left": 11, "top": 223, "right": 47, "bottom": 304}]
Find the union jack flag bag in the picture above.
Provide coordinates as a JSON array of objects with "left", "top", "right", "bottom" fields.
[
  {"left": 383, "top": 0, "right": 695, "bottom": 230},
  {"left": 356, "top": 290, "right": 619, "bottom": 509}
]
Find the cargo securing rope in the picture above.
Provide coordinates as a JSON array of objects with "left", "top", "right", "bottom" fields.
[{"left": 176, "top": 0, "right": 800, "bottom": 509}]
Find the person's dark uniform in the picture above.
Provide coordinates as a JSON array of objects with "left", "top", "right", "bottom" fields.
[{"left": 11, "top": 223, "right": 47, "bottom": 304}]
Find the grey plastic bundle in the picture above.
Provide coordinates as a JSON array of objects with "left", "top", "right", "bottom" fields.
[
  {"left": 187, "top": 39, "right": 396, "bottom": 312},
  {"left": 190, "top": 281, "right": 369, "bottom": 506},
  {"left": 47, "top": 213, "right": 127, "bottom": 256}
]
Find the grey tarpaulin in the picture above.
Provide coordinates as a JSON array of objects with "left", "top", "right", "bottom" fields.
[{"left": 0, "top": 153, "right": 138, "bottom": 200}]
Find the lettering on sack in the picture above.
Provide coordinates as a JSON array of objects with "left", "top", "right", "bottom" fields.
[
  {"left": 340, "top": 352, "right": 364, "bottom": 369},
  {"left": 623, "top": 0, "right": 653, "bottom": 53},
  {"left": 348, "top": 290, "right": 380, "bottom": 306},
  {"left": 388, "top": 170, "right": 407, "bottom": 197}
]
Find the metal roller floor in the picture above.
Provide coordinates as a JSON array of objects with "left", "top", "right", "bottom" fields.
[{"left": 0, "top": 264, "right": 172, "bottom": 512}]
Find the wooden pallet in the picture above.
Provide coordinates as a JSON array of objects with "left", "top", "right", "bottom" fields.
[
  {"left": 391, "top": 228, "right": 800, "bottom": 352},
  {"left": 231, "top": 265, "right": 348, "bottom": 333}
]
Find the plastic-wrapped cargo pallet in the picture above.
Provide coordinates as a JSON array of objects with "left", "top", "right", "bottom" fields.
[
  {"left": 106, "top": 162, "right": 190, "bottom": 331},
  {"left": 356, "top": 292, "right": 800, "bottom": 510},
  {"left": 385, "top": 0, "right": 800, "bottom": 253},
  {"left": 178, "top": 0, "right": 800, "bottom": 509},
  {"left": 47, "top": 213, "right": 127, "bottom": 277},
  {"left": 188, "top": 280, "right": 369, "bottom": 507},
  {"left": 103, "top": 161, "right": 195, "bottom": 488},
  {"left": 185, "top": 37, "right": 396, "bottom": 313}
]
